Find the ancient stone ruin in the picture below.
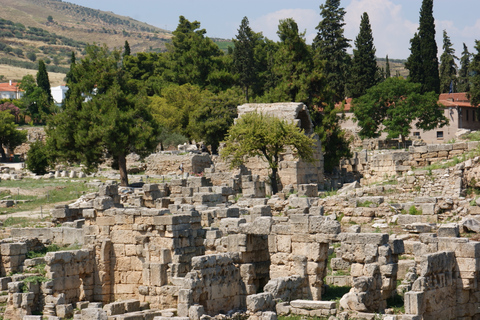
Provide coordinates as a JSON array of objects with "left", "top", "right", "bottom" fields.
[{"left": 5, "top": 103, "right": 480, "bottom": 320}]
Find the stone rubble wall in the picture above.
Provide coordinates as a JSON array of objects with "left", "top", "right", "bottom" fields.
[{"left": 341, "top": 141, "right": 480, "bottom": 185}]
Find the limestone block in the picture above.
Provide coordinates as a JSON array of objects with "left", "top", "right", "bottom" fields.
[
  {"left": 290, "top": 300, "right": 335, "bottom": 309},
  {"left": 217, "top": 207, "right": 240, "bottom": 218},
  {"left": 102, "top": 302, "right": 125, "bottom": 316},
  {"left": 337, "top": 233, "right": 388, "bottom": 246},
  {"left": 289, "top": 196, "right": 310, "bottom": 208},
  {"left": 309, "top": 206, "right": 324, "bottom": 215},
  {"left": 248, "top": 217, "right": 273, "bottom": 235},
  {"left": 188, "top": 305, "right": 205, "bottom": 320},
  {"left": 389, "top": 239, "right": 405, "bottom": 255},
  {"left": 331, "top": 258, "right": 350, "bottom": 271},
  {"left": 308, "top": 216, "right": 340, "bottom": 234},
  {"left": 94, "top": 196, "right": 114, "bottom": 210},
  {"left": 56, "top": 304, "right": 74, "bottom": 318},
  {"left": 252, "top": 205, "right": 272, "bottom": 216},
  {"left": 51, "top": 205, "right": 70, "bottom": 219},
  {"left": 246, "top": 292, "right": 275, "bottom": 312},
  {"left": 297, "top": 184, "right": 318, "bottom": 197},
  {"left": 276, "top": 235, "right": 292, "bottom": 253},
  {"left": 1, "top": 243, "right": 27, "bottom": 256},
  {"left": 437, "top": 223, "right": 459, "bottom": 237},
  {"left": 81, "top": 307, "right": 108, "bottom": 320},
  {"left": 404, "top": 291, "right": 425, "bottom": 315}
]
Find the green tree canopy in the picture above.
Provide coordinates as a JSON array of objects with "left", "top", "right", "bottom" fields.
[
  {"left": 439, "top": 30, "right": 458, "bottom": 93},
  {"left": 233, "top": 16, "right": 257, "bottom": 101},
  {"left": 469, "top": 40, "right": 480, "bottom": 107},
  {"left": 263, "top": 18, "right": 324, "bottom": 106},
  {"left": 19, "top": 74, "right": 52, "bottom": 123},
  {"left": 313, "top": 0, "right": 350, "bottom": 102},
  {"left": 348, "top": 12, "right": 379, "bottom": 98},
  {"left": 187, "top": 88, "right": 242, "bottom": 154},
  {"left": 164, "top": 16, "right": 225, "bottom": 90},
  {"left": 385, "top": 55, "right": 391, "bottom": 79},
  {"left": 406, "top": 0, "right": 440, "bottom": 94},
  {"left": 353, "top": 77, "right": 448, "bottom": 143},
  {"left": 221, "top": 112, "right": 316, "bottom": 194},
  {"left": 46, "top": 44, "right": 160, "bottom": 186},
  {"left": 37, "top": 60, "right": 53, "bottom": 104},
  {"left": 0, "top": 110, "right": 27, "bottom": 161},
  {"left": 458, "top": 43, "right": 471, "bottom": 93}
]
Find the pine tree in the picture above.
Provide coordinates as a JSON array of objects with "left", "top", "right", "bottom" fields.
[
  {"left": 313, "top": 0, "right": 350, "bottom": 102},
  {"left": 439, "top": 30, "right": 458, "bottom": 93},
  {"left": 385, "top": 55, "right": 391, "bottom": 79},
  {"left": 348, "top": 12, "right": 379, "bottom": 98},
  {"left": 458, "top": 43, "right": 471, "bottom": 93},
  {"left": 469, "top": 40, "right": 480, "bottom": 107},
  {"left": 406, "top": 0, "right": 440, "bottom": 94},
  {"left": 36, "top": 60, "right": 53, "bottom": 104},
  {"left": 233, "top": 17, "right": 256, "bottom": 101}
]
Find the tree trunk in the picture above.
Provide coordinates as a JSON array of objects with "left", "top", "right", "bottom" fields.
[
  {"left": 118, "top": 153, "right": 128, "bottom": 186},
  {"left": 0, "top": 146, "right": 6, "bottom": 162},
  {"left": 270, "top": 167, "right": 278, "bottom": 195}
]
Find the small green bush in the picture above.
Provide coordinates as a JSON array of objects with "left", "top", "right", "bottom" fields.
[
  {"left": 25, "top": 140, "right": 50, "bottom": 175},
  {"left": 408, "top": 206, "right": 422, "bottom": 215}
]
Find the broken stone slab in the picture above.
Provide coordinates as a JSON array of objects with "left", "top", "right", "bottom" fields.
[
  {"left": 290, "top": 300, "right": 336, "bottom": 310},
  {"left": 337, "top": 181, "right": 361, "bottom": 194},
  {"left": 404, "top": 223, "right": 433, "bottom": 233},
  {"left": 461, "top": 217, "right": 480, "bottom": 233}
]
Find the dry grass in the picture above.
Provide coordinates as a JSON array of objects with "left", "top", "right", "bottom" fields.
[{"left": 0, "top": 65, "right": 65, "bottom": 86}]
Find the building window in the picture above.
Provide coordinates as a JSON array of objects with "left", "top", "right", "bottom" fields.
[
  {"left": 413, "top": 132, "right": 420, "bottom": 137},
  {"left": 466, "top": 109, "right": 469, "bottom": 121},
  {"left": 437, "top": 131, "right": 444, "bottom": 139}
]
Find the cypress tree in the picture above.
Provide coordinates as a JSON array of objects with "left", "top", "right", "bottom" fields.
[
  {"left": 36, "top": 60, "right": 53, "bottom": 104},
  {"left": 123, "top": 40, "right": 131, "bottom": 57},
  {"left": 406, "top": 0, "right": 440, "bottom": 93},
  {"left": 458, "top": 43, "right": 471, "bottom": 93},
  {"left": 405, "top": 33, "right": 424, "bottom": 85},
  {"left": 233, "top": 17, "right": 256, "bottom": 101},
  {"left": 348, "top": 12, "right": 379, "bottom": 98},
  {"left": 385, "top": 55, "right": 391, "bottom": 79},
  {"left": 439, "top": 30, "right": 458, "bottom": 93},
  {"left": 313, "top": 0, "right": 350, "bottom": 102},
  {"left": 469, "top": 41, "right": 480, "bottom": 107}
]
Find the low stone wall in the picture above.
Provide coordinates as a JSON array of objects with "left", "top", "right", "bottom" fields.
[
  {"left": 341, "top": 141, "right": 480, "bottom": 185},
  {"left": 145, "top": 153, "right": 212, "bottom": 176},
  {"left": 10, "top": 227, "right": 83, "bottom": 246}
]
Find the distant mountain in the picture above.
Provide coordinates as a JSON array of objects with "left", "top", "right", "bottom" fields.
[{"left": 0, "top": 0, "right": 172, "bottom": 81}]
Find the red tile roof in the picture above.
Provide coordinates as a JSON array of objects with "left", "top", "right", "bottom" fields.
[
  {"left": 335, "top": 92, "right": 475, "bottom": 112},
  {"left": 438, "top": 92, "right": 473, "bottom": 107},
  {"left": 0, "top": 82, "right": 21, "bottom": 92}
]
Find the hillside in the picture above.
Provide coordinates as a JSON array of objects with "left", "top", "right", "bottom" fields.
[{"left": 0, "top": 0, "right": 173, "bottom": 81}]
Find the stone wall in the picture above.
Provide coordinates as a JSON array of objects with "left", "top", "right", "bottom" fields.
[
  {"left": 145, "top": 153, "right": 212, "bottom": 176},
  {"left": 341, "top": 141, "right": 480, "bottom": 185},
  {"left": 336, "top": 233, "right": 403, "bottom": 312}
]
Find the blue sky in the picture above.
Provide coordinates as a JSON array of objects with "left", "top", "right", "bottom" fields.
[{"left": 66, "top": 0, "right": 480, "bottom": 59}]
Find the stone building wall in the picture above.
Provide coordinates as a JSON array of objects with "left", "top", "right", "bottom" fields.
[{"left": 341, "top": 141, "right": 480, "bottom": 185}]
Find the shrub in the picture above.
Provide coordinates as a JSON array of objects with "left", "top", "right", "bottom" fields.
[{"left": 26, "top": 141, "right": 50, "bottom": 175}]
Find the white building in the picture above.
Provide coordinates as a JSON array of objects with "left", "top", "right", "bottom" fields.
[{"left": 51, "top": 85, "right": 68, "bottom": 106}]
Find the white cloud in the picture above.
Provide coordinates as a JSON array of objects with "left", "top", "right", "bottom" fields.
[
  {"left": 250, "top": 8, "right": 318, "bottom": 42},
  {"left": 345, "top": 0, "right": 417, "bottom": 59}
]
